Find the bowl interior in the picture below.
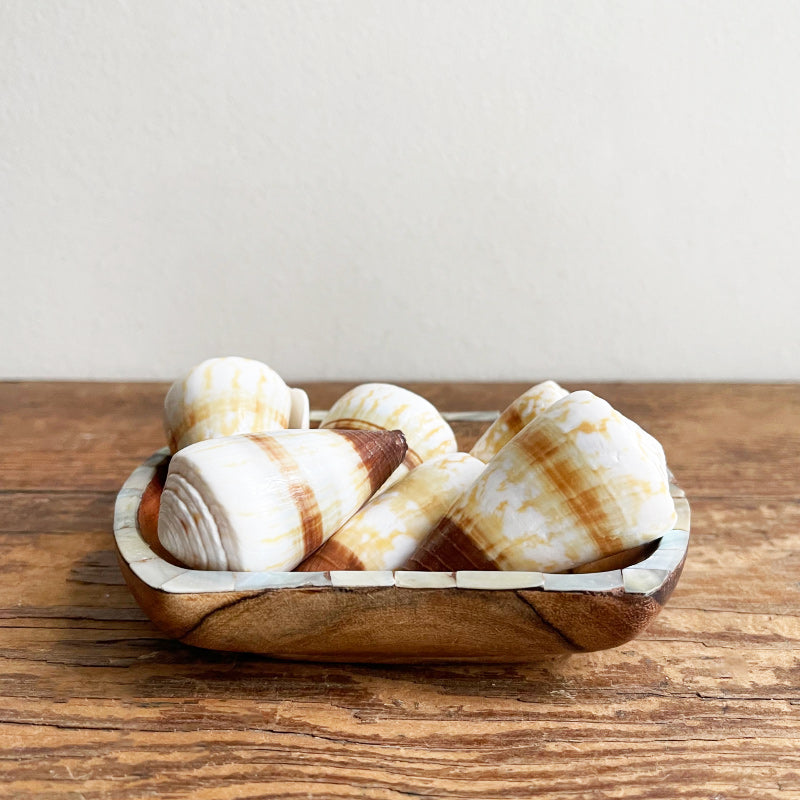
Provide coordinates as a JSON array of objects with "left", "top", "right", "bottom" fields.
[{"left": 117, "top": 449, "right": 690, "bottom": 596}]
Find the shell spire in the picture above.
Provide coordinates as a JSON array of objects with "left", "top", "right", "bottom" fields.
[
  {"left": 157, "top": 428, "right": 408, "bottom": 572},
  {"left": 319, "top": 383, "right": 456, "bottom": 490},
  {"left": 296, "top": 453, "right": 486, "bottom": 572},
  {"left": 470, "top": 380, "right": 568, "bottom": 462},
  {"left": 406, "top": 391, "right": 677, "bottom": 573}
]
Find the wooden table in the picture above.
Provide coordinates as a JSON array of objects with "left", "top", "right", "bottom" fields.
[{"left": 1, "top": 382, "right": 798, "bottom": 799}]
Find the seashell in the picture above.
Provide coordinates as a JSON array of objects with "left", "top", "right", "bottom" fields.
[
  {"left": 288, "top": 387, "right": 310, "bottom": 429},
  {"left": 470, "top": 380, "right": 568, "bottom": 462},
  {"left": 319, "top": 383, "right": 457, "bottom": 490},
  {"left": 157, "top": 428, "right": 408, "bottom": 572},
  {"left": 164, "top": 356, "right": 309, "bottom": 453},
  {"left": 405, "top": 390, "right": 677, "bottom": 573},
  {"left": 296, "top": 453, "right": 486, "bottom": 572}
]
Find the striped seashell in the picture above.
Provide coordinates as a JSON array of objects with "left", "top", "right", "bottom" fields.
[
  {"left": 296, "top": 453, "right": 486, "bottom": 572},
  {"left": 164, "top": 356, "right": 309, "bottom": 453},
  {"left": 319, "top": 383, "right": 457, "bottom": 490},
  {"left": 470, "top": 380, "right": 568, "bottom": 462},
  {"left": 405, "top": 391, "right": 677, "bottom": 573},
  {"left": 157, "top": 428, "right": 408, "bottom": 572}
]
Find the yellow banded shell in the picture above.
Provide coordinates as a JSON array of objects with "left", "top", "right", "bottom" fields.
[
  {"left": 297, "top": 452, "right": 486, "bottom": 572},
  {"left": 319, "top": 383, "right": 457, "bottom": 489},
  {"left": 470, "top": 380, "right": 568, "bottom": 462},
  {"left": 406, "top": 391, "right": 677, "bottom": 573},
  {"left": 158, "top": 428, "right": 408, "bottom": 572},
  {"left": 164, "top": 356, "right": 309, "bottom": 453}
]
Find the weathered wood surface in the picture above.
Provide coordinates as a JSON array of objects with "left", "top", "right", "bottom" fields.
[{"left": 0, "top": 381, "right": 798, "bottom": 798}]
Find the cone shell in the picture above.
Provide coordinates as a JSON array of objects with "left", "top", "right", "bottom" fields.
[
  {"left": 164, "top": 357, "right": 308, "bottom": 453},
  {"left": 157, "top": 428, "right": 408, "bottom": 572},
  {"left": 470, "top": 380, "right": 568, "bottom": 463},
  {"left": 319, "top": 383, "right": 457, "bottom": 490},
  {"left": 297, "top": 453, "right": 486, "bottom": 572},
  {"left": 406, "top": 391, "right": 677, "bottom": 573}
]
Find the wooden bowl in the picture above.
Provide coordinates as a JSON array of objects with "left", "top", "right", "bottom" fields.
[{"left": 115, "top": 448, "right": 690, "bottom": 663}]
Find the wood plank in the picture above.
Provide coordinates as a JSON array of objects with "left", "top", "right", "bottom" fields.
[
  {"left": 1, "top": 382, "right": 799, "bottom": 496},
  {"left": 2, "top": 722, "right": 796, "bottom": 800},
  {"left": 0, "top": 492, "right": 116, "bottom": 533},
  {"left": 0, "top": 636, "right": 798, "bottom": 797}
]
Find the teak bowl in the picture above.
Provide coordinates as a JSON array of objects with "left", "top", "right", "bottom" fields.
[{"left": 115, "top": 448, "right": 690, "bottom": 663}]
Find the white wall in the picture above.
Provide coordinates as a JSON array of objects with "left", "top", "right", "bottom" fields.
[{"left": 2, "top": 1, "right": 799, "bottom": 381}]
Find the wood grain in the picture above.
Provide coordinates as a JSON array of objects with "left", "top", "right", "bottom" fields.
[{"left": 1, "top": 382, "right": 799, "bottom": 798}]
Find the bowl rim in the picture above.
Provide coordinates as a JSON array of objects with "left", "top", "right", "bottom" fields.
[{"left": 114, "top": 447, "right": 690, "bottom": 597}]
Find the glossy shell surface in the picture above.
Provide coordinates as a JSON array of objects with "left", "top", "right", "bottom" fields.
[
  {"left": 319, "top": 383, "right": 457, "bottom": 489},
  {"left": 408, "top": 391, "right": 677, "bottom": 573},
  {"left": 158, "top": 429, "right": 407, "bottom": 572},
  {"left": 470, "top": 380, "right": 568, "bottom": 462},
  {"left": 298, "top": 452, "right": 486, "bottom": 571},
  {"left": 164, "top": 356, "right": 307, "bottom": 453}
]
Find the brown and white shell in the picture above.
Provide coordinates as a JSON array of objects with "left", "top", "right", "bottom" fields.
[
  {"left": 297, "top": 452, "right": 486, "bottom": 572},
  {"left": 318, "top": 383, "right": 457, "bottom": 489},
  {"left": 164, "top": 356, "right": 310, "bottom": 453},
  {"left": 406, "top": 391, "right": 677, "bottom": 573},
  {"left": 470, "top": 380, "right": 568, "bottom": 462},
  {"left": 157, "top": 428, "right": 408, "bottom": 572}
]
